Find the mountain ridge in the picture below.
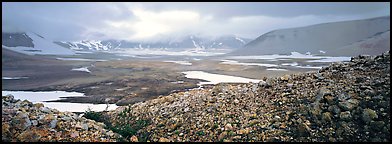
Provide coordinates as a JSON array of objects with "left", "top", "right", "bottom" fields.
[
  {"left": 54, "top": 35, "right": 251, "bottom": 52},
  {"left": 230, "top": 16, "right": 390, "bottom": 56},
  {"left": 3, "top": 31, "right": 251, "bottom": 54}
]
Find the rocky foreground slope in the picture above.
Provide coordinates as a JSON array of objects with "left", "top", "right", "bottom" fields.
[
  {"left": 2, "top": 51, "right": 390, "bottom": 142},
  {"left": 2, "top": 96, "right": 124, "bottom": 142},
  {"left": 108, "top": 51, "right": 390, "bottom": 142}
]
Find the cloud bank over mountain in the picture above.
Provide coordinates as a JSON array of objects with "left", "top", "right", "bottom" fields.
[{"left": 2, "top": 2, "right": 389, "bottom": 42}]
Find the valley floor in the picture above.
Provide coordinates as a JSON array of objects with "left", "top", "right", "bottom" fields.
[{"left": 2, "top": 48, "right": 310, "bottom": 106}]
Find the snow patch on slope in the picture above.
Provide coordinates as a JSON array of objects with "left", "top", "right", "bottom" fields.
[
  {"left": 235, "top": 37, "right": 246, "bottom": 44},
  {"left": 2, "top": 77, "right": 29, "bottom": 80},
  {"left": 3, "top": 32, "right": 75, "bottom": 55},
  {"left": 220, "top": 59, "right": 278, "bottom": 67},
  {"left": 163, "top": 61, "right": 192, "bottom": 65},
  {"left": 182, "top": 71, "right": 261, "bottom": 85},
  {"left": 71, "top": 67, "right": 91, "bottom": 73}
]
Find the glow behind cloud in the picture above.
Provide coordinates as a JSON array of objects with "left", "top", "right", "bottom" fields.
[{"left": 2, "top": 2, "right": 389, "bottom": 41}]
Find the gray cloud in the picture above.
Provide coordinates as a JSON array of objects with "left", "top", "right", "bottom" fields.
[
  {"left": 2, "top": 2, "right": 390, "bottom": 41},
  {"left": 2, "top": 2, "right": 134, "bottom": 41},
  {"left": 132, "top": 2, "right": 389, "bottom": 19}
]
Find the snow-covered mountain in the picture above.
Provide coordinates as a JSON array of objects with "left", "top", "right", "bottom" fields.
[
  {"left": 55, "top": 35, "right": 251, "bottom": 52},
  {"left": 54, "top": 40, "right": 120, "bottom": 51},
  {"left": 231, "top": 16, "right": 390, "bottom": 56},
  {"left": 2, "top": 31, "right": 250, "bottom": 56},
  {"left": 2, "top": 32, "right": 75, "bottom": 55}
]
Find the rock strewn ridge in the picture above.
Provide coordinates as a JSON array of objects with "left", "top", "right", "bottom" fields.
[
  {"left": 109, "top": 51, "right": 390, "bottom": 142},
  {"left": 2, "top": 95, "right": 123, "bottom": 142}
]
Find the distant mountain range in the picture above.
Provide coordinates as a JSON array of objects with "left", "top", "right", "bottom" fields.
[
  {"left": 231, "top": 16, "right": 390, "bottom": 56},
  {"left": 2, "top": 31, "right": 251, "bottom": 55},
  {"left": 2, "top": 16, "right": 389, "bottom": 57},
  {"left": 54, "top": 35, "right": 251, "bottom": 52}
]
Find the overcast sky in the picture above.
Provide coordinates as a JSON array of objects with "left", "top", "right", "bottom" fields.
[{"left": 2, "top": 2, "right": 390, "bottom": 42}]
